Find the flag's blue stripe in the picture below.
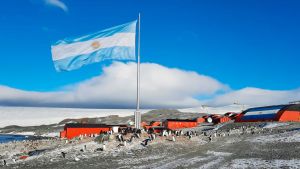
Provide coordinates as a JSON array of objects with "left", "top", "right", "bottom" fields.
[
  {"left": 241, "top": 114, "right": 277, "bottom": 121},
  {"left": 53, "top": 20, "right": 137, "bottom": 46},
  {"left": 53, "top": 46, "right": 135, "bottom": 71}
]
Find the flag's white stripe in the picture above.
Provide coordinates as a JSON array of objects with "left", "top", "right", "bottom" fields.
[
  {"left": 53, "top": 46, "right": 135, "bottom": 71},
  {"left": 244, "top": 109, "right": 281, "bottom": 116},
  {"left": 52, "top": 33, "right": 135, "bottom": 61}
]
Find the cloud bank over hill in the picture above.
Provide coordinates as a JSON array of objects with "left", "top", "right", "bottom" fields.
[
  {"left": 0, "top": 62, "right": 226, "bottom": 108},
  {"left": 207, "top": 87, "right": 300, "bottom": 106},
  {"left": 0, "top": 62, "right": 299, "bottom": 108}
]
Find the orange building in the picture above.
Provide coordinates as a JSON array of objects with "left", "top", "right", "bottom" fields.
[
  {"left": 141, "top": 121, "right": 148, "bottom": 128},
  {"left": 150, "top": 121, "right": 161, "bottom": 127},
  {"left": 163, "top": 119, "right": 198, "bottom": 130},
  {"left": 213, "top": 116, "right": 231, "bottom": 124},
  {"left": 276, "top": 104, "right": 300, "bottom": 122},
  {"left": 235, "top": 104, "right": 300, "bottom": 122},
  {"left": 60, "top": 123, "right": 112, "bottom": 139},
  {"left": 196, "top": 117, "right": 205, "bottom": 123},
  {"left": 143, "top": 121, "right": 162, "bottom": 130}
]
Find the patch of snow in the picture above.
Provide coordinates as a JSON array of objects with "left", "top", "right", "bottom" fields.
[
  {"left": 137, "top": 149, "right": 233, "bottom": 169},
  {"left": 139, "top": 156, "right": 213, "bottom": 169},
  {"left": 248, "top": 131, "right": 300, "bottom": 143},
  {"left": 198, "top": 157, "right": 224, "bottom": 169},
  {"left": 41, "top": 132, "right": 59, "bottom": 137},
  {"left": 206, "top": 151, "right": 232, "bottom": 157},
  {"left": 117, "top": 155, "right": 164, "bottom": 165},
  {"left": 0, "top": 106, "right": 150, "bottom": 127},
  {"left": 213, "top": 123, "right": 228, "bottom": 131},
  {"left": 52, "top": 124, "right": 65, "bottom": 128},
  {"left": 263, "top": 122, "right": 289, "bottom": 129},
  {"left": 8, "top": 131, "right": 35, "bottom": 136},
  {"left": 221, "top": 158, "right": 300, "bottom": 169},
  {"left": 225, "top": 137, "right": 242, "bottom": 144},
  {"left": 180, "top": 104, "right": 248, "bottom": 114}
]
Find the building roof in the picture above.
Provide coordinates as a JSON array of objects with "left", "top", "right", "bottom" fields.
[
  {"left": 242, "top": 105, "right": 288, "bottom": 114},
  {"left": 164, "top": 119, "right": 197, "bottom": 122},
  {"left": 283, "top": 104, "right": 300, "bottom": 111},
  {"left": 242, "top": 104, "right": 300, "bottom": 114},
  {"left": 236, "top": 104, "right": 300, "bottom": 122},
  {"left": 65, "top": 123, "right": 127, "bottom": 128},
  {"left": 238, "top": 105, "right": 286, "bottom": 121}
]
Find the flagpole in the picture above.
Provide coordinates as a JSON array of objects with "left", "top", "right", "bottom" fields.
[{"left": 135, "top": 13, "right": 141, "bottom": 129}]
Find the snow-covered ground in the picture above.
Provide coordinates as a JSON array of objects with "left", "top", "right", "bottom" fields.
[
  {"left": 248, "top": 130, "right": 300, "bottom": 143},
  {"left": 7, "top": 132, "right": 36, "bottom": 136},
  {"left": 0, "top": 106, "right": 150, "bottom": 127},
  {"left": 180, "top": 104, "right": 249, "bottom": 114},
  {"left": 0, "top": 121, "right": 299, "bottom": 169},
  {"left": 222, "top": 158, "right": 300, "bottom": 169},
  {"left": 263, "top": 122, "right": 289, "bottom": 129}
]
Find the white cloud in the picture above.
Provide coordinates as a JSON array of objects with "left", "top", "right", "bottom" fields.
[
  {"left": 1, "top": 62, "right": 299, "bottom": 109},
  {"left": 44, "top": 0, "right": 68, "bottom": 12},
  {"left": 207, "top": 87, "right": 300, "bottom": 107},
  {"left": 0, "top": 62, "right": 227, "bottom": 109}
]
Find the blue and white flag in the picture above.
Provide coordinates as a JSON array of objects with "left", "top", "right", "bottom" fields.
[{"left": 51, "top": 20, "right": 137, "bottom": 71}]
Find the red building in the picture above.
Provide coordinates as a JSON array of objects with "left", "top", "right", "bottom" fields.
[
  {"left": 149, "top": 126, "right": 165, "bottom": 133},
  {"left": 60, "top": 123, "right": 112, "bottom": 139},
  {"left": 213, "top": 116, "right": 231, "bottom": 124},
  {"left": 163, "top": 119, "right": 198, "bottom": 130},
  {"left": 277, "top": 104, "right": 300, "bottom": 122},
  {"left": 143, "top": 121, "right": 162, "bottom": 130},
  {"left": 141, "top": 121, "right": 148, "bottom": 128},
  {"left": 150, "top": 121, "right": 161, "bottom": 127},
  {"left": 196, "top": 117, "right": 205, "bottom": 123},
  {"left": 235, "top": 104, "right": 300, "bottom": 122}
]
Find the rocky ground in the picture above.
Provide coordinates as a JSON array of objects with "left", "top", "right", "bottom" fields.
[
  {"left": 0, "top": 122, "right": 299, "bottom": 169},
  {"left": 0, "top": 110, "right": 299, "bottom": 169}
]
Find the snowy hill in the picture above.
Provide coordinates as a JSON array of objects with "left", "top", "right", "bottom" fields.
[
  {"left": 0, "top": 106, "right": 147, "bottom": 128},
  {"left": 0, "top": 104, "right": 250, "bottom": 128},
  {"left": 180, "top": 104, "right": 249, "bottom": 114}
]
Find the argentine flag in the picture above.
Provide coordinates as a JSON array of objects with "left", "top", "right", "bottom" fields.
[{"left": 51, "top": 20, "right": 137, "bottom": 71}]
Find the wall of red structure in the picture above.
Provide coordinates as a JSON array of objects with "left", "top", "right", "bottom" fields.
[
  {"left": 234, "top": 113, "right": 244, "bottom": 122},
  {"left": 150, "top": 121, "right": 161, "bottom": 127},
  {"left": 164, "top": 120, "right": 198, "bottom": 130},
  {"left": 143, "top": 121, "right": 161, "bottom": 130},
  {"left": 235, "top": 105, "right": 300, "bottom": 123},
  {"left": 60, "top": 130, "right": 66, "bottom": 138},
  {"left": 214, "top": 116, "right": 231, "bottom": 124},
  {"left": 197, "top": 117, "right": 205, "bottom": 123},
  {"left": 277, "top": 110, "right": 300, "bottom": 122},
  {"left": 141, "top": 122, "right": 148, "bottom": 128},
  {"left": 62, "top": 127, "right": 112, "bottom": 139}
]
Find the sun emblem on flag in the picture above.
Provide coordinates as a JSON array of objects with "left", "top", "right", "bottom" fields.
[{"left": 91, "top": 41, "right": 101, "bottom": 49}]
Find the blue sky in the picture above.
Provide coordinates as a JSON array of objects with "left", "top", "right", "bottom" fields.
[{"left": 0, "top": 0, "right": 300, "bottom": 108}]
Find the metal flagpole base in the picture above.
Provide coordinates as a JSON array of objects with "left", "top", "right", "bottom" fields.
[{"left": 134, "top": 111, "right": 141, "bottom": 129}]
